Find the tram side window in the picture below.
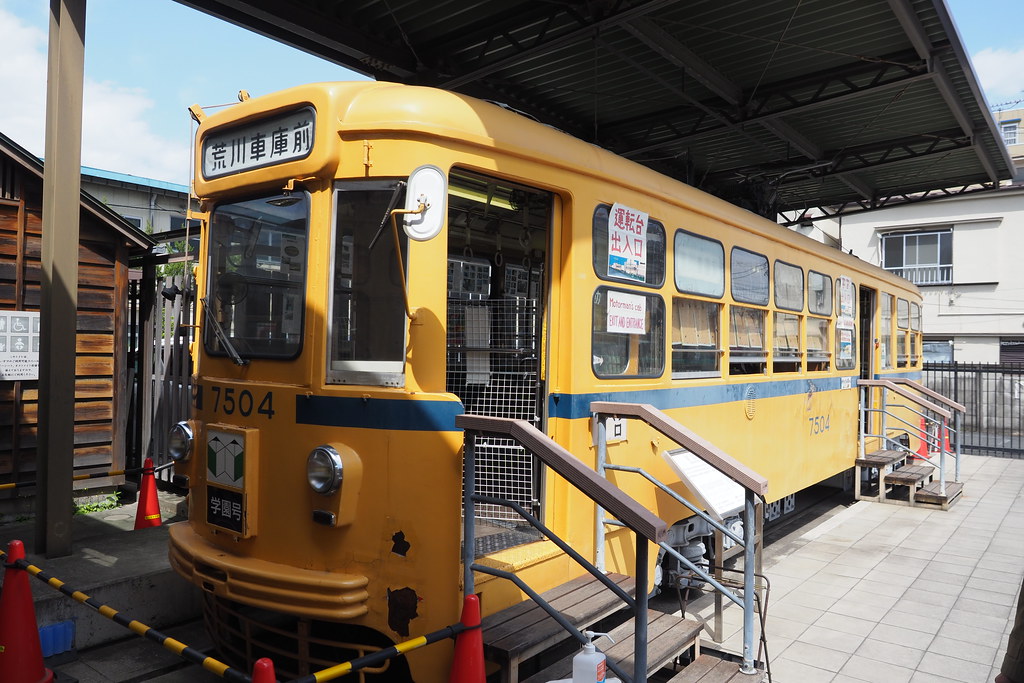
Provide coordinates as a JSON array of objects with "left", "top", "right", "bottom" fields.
[
  {"left": 896, "top": 298, "right": 910, "bottom": 368},
  {"left": 592, "top": 205, "right": 665, "bottom": 287},
  {"left": 808, "top": 271, "right": 832, "bottom": 316},
  {"left": 204, "top": 192, "right": 309, "bottom": 360},
  {"left": 592, "top": 287, "right": 665, "bottom": 378},
  {"left": 880, "top": 293, "right": 894, "bottom": 370},
  {"left": 910, "top": 302, "right": 921, "bottom": 365},
  {"left": 834, "top": 277, "right": 857, "bottom": 370},
  {"left": 729, "top": 306, "right": 766, "bottom": 374},
  {"left": 674, "top": 230, "right": 724, "bottom": 297},
  {"left": 672, "top": 298, "right": 721, "bottom": 378},
  {"left": 773, "top": 312, "right": 801, "bottom": 373},
  {"left": 807, "top": 317, "right": 830, "bottom": 371},
  {"left": 731, "top": 248, "right": 769, "bottom": 305},
  {"left": 328, "top": 181, "right": 409, "bottom": 386}
]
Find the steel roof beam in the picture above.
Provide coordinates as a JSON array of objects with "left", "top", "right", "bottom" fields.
[
  {"left": 173, "top": 0, "right": 415, "bottom": 78},
  {"left": 886, "top": 0, "right": 998, "bottom": 182},
  {"left": 438, "top": 0, "right": 678, "bottom": 89}
]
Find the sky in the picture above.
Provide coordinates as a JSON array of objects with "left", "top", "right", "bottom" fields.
[{"left": 0, "top": 0, "right": 1022, "bottom": 186}]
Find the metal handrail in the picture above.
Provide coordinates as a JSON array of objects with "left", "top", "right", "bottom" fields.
[
  {"left": 858, "top": 381, "right": 961, "bottom": 496},
  {"left": 457, "top": 414, "right": 663, "bottom": 683},
  {"left": 591, "top": 403, "right": 765, "bottom": 675}
]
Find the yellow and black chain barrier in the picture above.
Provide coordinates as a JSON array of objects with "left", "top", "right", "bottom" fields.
[
  {"left": 0, "top": 461, "right": 175, "bottom": 492},
  {"left": 0, "top": 545, "right": 251, "bottom": 682},
  {"left": 1, "top": 544, "right": 475, "bottom": 682}
]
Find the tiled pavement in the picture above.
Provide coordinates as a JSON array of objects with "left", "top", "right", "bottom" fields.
[{"left": 692, "top": 452, "right": 1024, "bottom": 683}]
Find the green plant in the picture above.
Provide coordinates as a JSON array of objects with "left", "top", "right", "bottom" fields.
[{"left": 73, "top": 493, "right": 122, "bottom": 515}]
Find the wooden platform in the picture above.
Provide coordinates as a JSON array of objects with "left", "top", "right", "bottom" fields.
[
  {"left": 915, "top": 480, "right": 964, "bottom": 509},
  {"left": 481, "top": 572, "right": 634, "bottom": 683},
  {"left": 521, "top": 610, "right": 702, "bottom": 683},
  {"left": 854, "top": 449, "right": 907, "bottom": 502},
  {"left": 667, "top": 654, "right": 764, "bottom": 682}
]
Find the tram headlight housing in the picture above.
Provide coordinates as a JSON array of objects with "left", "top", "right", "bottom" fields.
[
  {"left": 307, "top": 445, "right": 344, "bottom": 496},
  {"left": 167, "top": 421, "right": 194, "bottom": 462}
]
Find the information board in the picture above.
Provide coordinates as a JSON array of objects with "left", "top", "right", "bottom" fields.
[
  {"left": 662, "top": 448, "right": 744, "bottom": 522},
  {"left": 0, "top": 311, "right": 40, "bottom": 381}
]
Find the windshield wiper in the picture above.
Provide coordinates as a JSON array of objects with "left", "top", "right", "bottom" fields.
[
  {"left": 201, "top": 296, "right": 249, "bottom": 366},
  {"left": 367, "top": 180, "right": 407, "bottom": 251}
]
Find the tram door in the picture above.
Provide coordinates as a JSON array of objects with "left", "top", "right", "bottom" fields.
[
  {"left": 859, "top": 286, "right": 876, "bottom": 434},
  {"left": 859, "top": 286, "right": 876, "bottom": 381},
  {"left": 444, "top": 170, "right": 552, "bottom": 525}
]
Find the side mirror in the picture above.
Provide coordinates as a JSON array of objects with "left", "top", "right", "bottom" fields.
[{"left": 402, "top": 165, "right": 447, "bottom": 241}]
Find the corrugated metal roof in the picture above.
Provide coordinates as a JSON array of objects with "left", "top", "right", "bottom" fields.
[{"left": 175, "top": 0, "right": 1013, "bottom": 221}]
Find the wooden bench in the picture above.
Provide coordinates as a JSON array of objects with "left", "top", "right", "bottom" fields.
[
  {"left": 521, "top": 610, "right": 702, "bottom": 683},
  {"left": 481, "top": 573, "right": 634, "bottom": 683}
]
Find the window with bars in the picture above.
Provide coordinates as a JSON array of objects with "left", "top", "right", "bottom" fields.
[
  {"left": 1002, "top": 121, "right": 1019, "bottom": 146},
  {"left": 881, "top": 230, "right": 952, "bottom": 285}
]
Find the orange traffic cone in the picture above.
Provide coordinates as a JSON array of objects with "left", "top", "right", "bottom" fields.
[
  {"left": 250, "top": 657, "right": 277, "bottom": 683},
  {"left": 913, "top": 418, "right": 930, "bottom": 460},
  {"left": 134, "top": 458, "right": 161, "bottom": 530},
  {"left": 449, "top": 594, "right": 485, "bottom": 683},
  {"left": 0, "top": 540, "right": 54, "bottom": 683}
]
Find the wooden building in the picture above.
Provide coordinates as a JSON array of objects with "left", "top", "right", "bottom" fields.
[{"left": 0, "top": 131, "right": 153, "bottom": 508}]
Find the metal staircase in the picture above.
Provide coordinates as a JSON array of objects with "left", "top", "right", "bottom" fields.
[
  {"left": 457, "top": 405, "right": 768, "bottom": 682},
  {"left": 857, "top": 378, "right": 966, "bottom": 509}
]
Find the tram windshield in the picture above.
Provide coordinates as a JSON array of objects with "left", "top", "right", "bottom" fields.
[
  {"left": 204, "top": 193, "right": 309, "bottom": 360},
  {"left": 327, "top": 180, "right": 409, "bottom": 386}
]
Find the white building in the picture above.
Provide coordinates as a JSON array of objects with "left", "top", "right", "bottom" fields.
[
  {"left": 818, "top": 185, "right": 1024, "bottom": 363},
  {"left": 994, "top": 107, "right": 1024, "bottom": 172},
  {"left": 80, "top": 166, "right": 191, "bottom": 235}
]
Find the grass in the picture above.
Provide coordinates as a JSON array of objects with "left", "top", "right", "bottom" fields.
[{"left": 73, "top": 492, "right": 122, "bottom": 515}]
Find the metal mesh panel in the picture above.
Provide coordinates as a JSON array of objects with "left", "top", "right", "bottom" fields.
[{"left": 447, "top": 298, "right": 540, "bottom": 521}]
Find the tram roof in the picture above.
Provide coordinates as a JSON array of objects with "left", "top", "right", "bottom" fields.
[{"left": 174, "top": 0, "right": 1014, "bottom": 224}]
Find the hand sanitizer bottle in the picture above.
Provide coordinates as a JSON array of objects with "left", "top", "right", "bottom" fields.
[{"left": 572, "top": 630, "right": 610, "bottom": 682}]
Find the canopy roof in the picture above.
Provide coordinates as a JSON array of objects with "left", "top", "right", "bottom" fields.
[{"left": 175, "top": 0, "right": 1014, "bottom": 222}]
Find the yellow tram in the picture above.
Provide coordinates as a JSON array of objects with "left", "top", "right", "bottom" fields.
[{"left": 167, "top": 81, "right": 924, "bottom": 679}]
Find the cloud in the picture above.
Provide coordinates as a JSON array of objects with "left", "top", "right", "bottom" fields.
[
  {"left": 0, "top": 7, "right": 189, "bottom": 184},
  {"left": 971, "top": 47, "right": 1024, "bottom": 107}
]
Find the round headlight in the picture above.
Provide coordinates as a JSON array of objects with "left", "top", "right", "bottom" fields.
[
  {"left": 307, "top": 446, "right": 343, "bottom": 495},
  {"left": 167, "top": 421, "right": 194, "bottom": 462}
]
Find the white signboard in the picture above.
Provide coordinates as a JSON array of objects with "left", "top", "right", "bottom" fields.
[
  {"left": 606, "top": 290, "right": 647, "bottom": 334},
  {"left": 837, "top": 276, "right": 855, "bottom": 329},
  {"left": 607, "top": 203, "right": 648, "bottom": 282},
  {"left": 662, "top": 448, "right": 744, "bottom": 522},
  {"left": 0, "top": 311, "right": 40, "bottom": 381},
  {"left": 202, "top": 107, "right": 315, "bottom": 179}
]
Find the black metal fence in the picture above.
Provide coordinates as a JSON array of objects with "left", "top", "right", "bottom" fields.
[{"left": 923, "top": 362, "right": 1024, "bottom": 457}]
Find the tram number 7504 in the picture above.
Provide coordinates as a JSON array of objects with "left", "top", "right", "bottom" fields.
[
  {"left": 193, "top": 384, "right": 275, "bottom": 419},
  {"left": 808, "top": 414, "right": 830, "bottom": 435}
]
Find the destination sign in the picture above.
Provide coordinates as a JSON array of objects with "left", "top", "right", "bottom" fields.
[{"left": 202, "top": 107, "right": 315, "bottom": 179}]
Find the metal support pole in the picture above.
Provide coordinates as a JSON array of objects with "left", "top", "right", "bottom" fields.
[
  {"left": 634, "top": 536, "right": 648, "bottom": 683},
  {"left": 463, "top": 431, "right": 477, "bottom": 596},
  {"left": 595, "top": 414, "right": 607, "bottom": 573},
  {"left": 36, "top": 0, "right": 86, "bottom": 558},
  {"left": 858, "top": 388, "right": 866, "bottom": 460},
  {"left": 879, "top": 387, "right": 888, "bottom": 448},
  {"left": 939, "top": 416, "right": 947, "bottom": 497},
  {"left": 954, "top": 411, "right": 962, "bottom": 483},
  {"left": 740, "top": 490, "right": 757, "bottom": 675}
]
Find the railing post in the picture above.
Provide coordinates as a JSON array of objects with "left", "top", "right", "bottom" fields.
[
  {"left": 740, "top": 489, "right": 757, "bottom": 675},
  {"left": 634, "top": 536, "right": 648, "bottom": 683},
  {"left": 858, "top": 388, "right": 866, "bottom": 461},
  {"left": 595, "top": 413, "right": 608, "bottom": 573},
  {"left": 938, "top": 416, "right": 947, "bottom": 497},
  {"left": 879, "top": 387, "right": 888, "bottom": 448},
  {"left": 954, "top": 410, "right": 962, "bottom": 483},
  {"left": 463, "top": 430, "right": 477, "bottom": 596}
]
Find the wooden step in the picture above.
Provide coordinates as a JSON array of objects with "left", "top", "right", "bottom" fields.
[
  {"left": 666, "top": 653, "right": 763, "bottom": 682},
  {"left": 481, "top": 572, "right": 634, "bottom": 683},
  {"left": 520, "top": 610, "right": 702, "bottom": 683},
  {"left": 915, "top": 481, "right": 964, "bottom": 509},
  {"left": 883, "top": 464, "right": 934, "bottom": 486},
  {"left": 855, "top": 449, "right": 905, "bottom": 468}
]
